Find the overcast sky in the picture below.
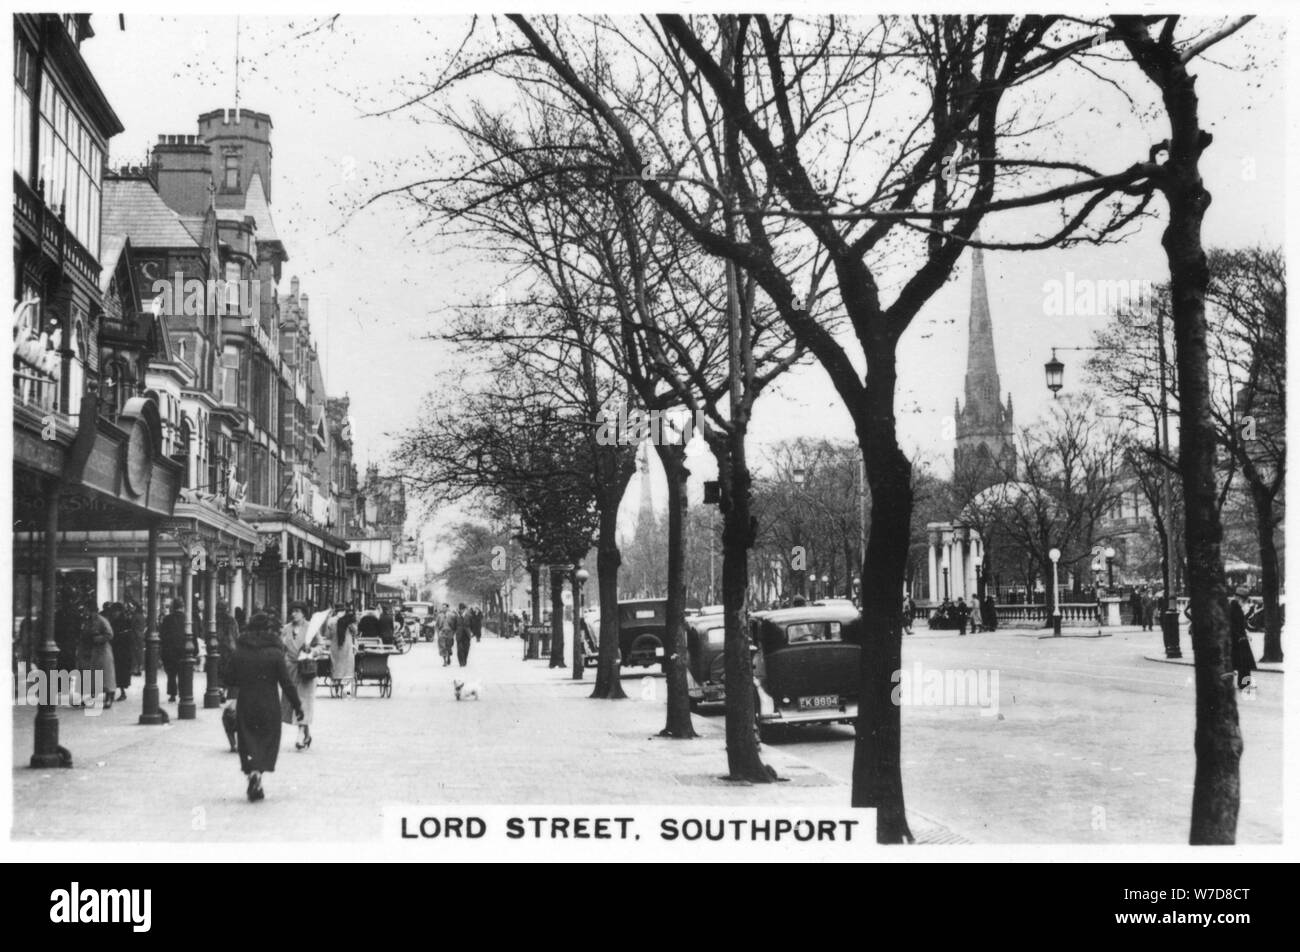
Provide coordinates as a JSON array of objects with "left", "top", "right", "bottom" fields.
[{"left": 82, "top": 11, "right": 1286, "bottom": 543}]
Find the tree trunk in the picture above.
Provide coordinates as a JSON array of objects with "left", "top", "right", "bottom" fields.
[
  {"left": 1161, "top": 82, "right": 1242, "bottom": 850},
  {"left": 591, "top": 488, "right": 629, "bottom": 700},
  {"left": 1250, "top": 482, "right": 1283, "bottom": 663},
  {"left": 852, "top": 364, "right": 914, "bottom": 843},
  {"left": 529, "top": 564, "right": 541, "bottom": 625},
  {"left": 1115, "top": 12, "right": 1243, "bottom": 846},
  {"left": 549, "top": 566, "right": 566, "bottom": 668},
  {"left": 571, "top": 568, "right": 585, "bottom": 679},
  {"left": 657, "top": 443, "right": 697, "bottom": 739},
  {"left": 525, "top": 563, "right": 541, "bottom": 659},
  {"left": 714, "top": 428, "right": 776, "bottom": 782}
]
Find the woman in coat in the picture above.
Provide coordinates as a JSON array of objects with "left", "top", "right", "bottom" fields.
[
  {"left": 280, "top": 602, "right": 320, "bottom": 749},
  {"left": 76, "top": 602, "right": 117, "bottom": 709},
  {"left": 226, "top": 613, "right": 303, "bottom": 801},
  {"left": 109, "top": 603, "right": 133, "bottom": 701},
  {"left": 328, "top": 609, "right": 357, "bottom": 696}
]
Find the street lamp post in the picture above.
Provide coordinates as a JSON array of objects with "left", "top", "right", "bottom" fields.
[
  {"left": 821, "top": 573, "right": 830, "bottom": 601},
  {"left": 1045, "top": 340, "right": 1179, "bottom": 656},
  {"left": 1104, "top": 546, "right": 1116, "bottom": 594},
  {"left": 1049, "top": 547, "right": 1062, "bottom": 637}
]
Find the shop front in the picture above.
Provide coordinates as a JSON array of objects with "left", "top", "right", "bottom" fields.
[{"left": 14, "top": 394, "right": 183, "bottom": 766}]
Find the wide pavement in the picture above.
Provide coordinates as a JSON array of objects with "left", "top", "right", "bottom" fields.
[{"left": 11, "top": 625, "right": 1280, "bottom": 848}]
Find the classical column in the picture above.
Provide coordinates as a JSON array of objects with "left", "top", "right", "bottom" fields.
[
  {"left": 31, "top": 478, "right": 70, "bottom": 767},
  {"left": 204, "top": 566, "right": 221, "bottom": 708},
  {"left": 178, "top": 557, "right": 196, "bottom": 719},
  {"left": 927, "top": 537, "right": 938, "bottom": 603},
  {"left": 139, "top": 525, "right": 169, "bottom": 724}
]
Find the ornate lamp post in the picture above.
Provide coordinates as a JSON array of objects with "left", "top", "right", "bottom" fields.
[
  {"left": 821, "top": 573, "right": 830, "bottom": 601},
  {"left": 1049, "top": 547, "right": 1062, "bottom": 637},
  {"left": 1104, "top": 546, "right": 1117, "bottom": 593}
]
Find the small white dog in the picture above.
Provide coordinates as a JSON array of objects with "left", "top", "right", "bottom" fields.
[{"left": 453, "top": 679, "right": 483, "bottom": 701}]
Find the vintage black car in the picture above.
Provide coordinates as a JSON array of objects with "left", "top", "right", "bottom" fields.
[
  {"left": 616, "top": 598, "right": 669, "bottom": 670},
  {"left": 580, "top": 599, "right": 670, "bottom": 671},
  {"left": 749, "top": 604, "right": 860, "bottom": 739},
  {"left": 685, "top": 611, "right": 727, "bottom": 708}
]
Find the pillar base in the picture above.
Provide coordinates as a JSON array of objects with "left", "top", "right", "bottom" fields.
[
  {"left": 178, "top": 701, "right": 197, "bottom": 720},
  {"left": 31, "top": 747, "right": 73, "bottom": 769},
  {"left": 203, "top": 689, "right": 223, "bottom": 709}
]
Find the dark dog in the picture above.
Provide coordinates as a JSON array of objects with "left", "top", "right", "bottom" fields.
[{"left": 221, "top": 704, "right": 238, "bottom": 752}]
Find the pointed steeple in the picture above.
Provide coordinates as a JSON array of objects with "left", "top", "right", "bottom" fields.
[
  {"left": 963, "top": 240, "right": 1001, "bottom": 417},
  {"left": 954, "top": 234, "right": 1016, "bottom": 488},
  {"left": 636, "top": 441, "right": 654, "bottom": 530}
]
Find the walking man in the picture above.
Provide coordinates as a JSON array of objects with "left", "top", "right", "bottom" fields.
[{"left": 454, "top": 603, "right": 473, "bottom": 667}]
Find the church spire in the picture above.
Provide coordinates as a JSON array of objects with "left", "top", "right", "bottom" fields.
[
  {"left": 964, "top": 239, "right": 1001, "bottom": 414},
  {"left": 635, "top": 441, "right": 654, "bottom": 530},
  {"left": 954, "top": 234, "right": 1016, "bottom": 488}
]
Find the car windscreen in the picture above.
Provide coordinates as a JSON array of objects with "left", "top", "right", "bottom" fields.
[{"left": 784, "top": 621, "right": 843, "bottom": 644}]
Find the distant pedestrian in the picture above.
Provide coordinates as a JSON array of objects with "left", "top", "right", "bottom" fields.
[
  {"left": 77, "top": 601, "right": 117, "bottom": 709},
  {"left": 109, "top": 602, "right": 133, "bottom": 701},
  {"left": 1128, "top": 588, "right": 1143, "bottom": 628},
  {"left": 159, "top": 599, "right": 188, "bottom": 702},
  {"left": 902, "top": 595, "right": 914, "bottom": 635},
  {"left": 470, "top": 607, "right": 483, "bottom": 642},
  {"left": 1229, "top": 587, "right": 1258, "bottom": 691},
  {"left": 437, "top": 610, "right": 455, "bottom": 666},
  {"left": 226, "top": 612, "right": 304, "bottom": 802},
  {"left": 215, "top": 601, "right": 241, "bottom": 698},
  {"left": 328, "top": 609, "right": 357, "bottom": 696},
  {"left": 280, "top": 602, "right": 320, "bottom": 751},
  {"left": 955, "top": 597, "right": 970, "bottom": 635},
  {"left": 377, "top": 606, "right": 395, "bottom": 646},
  {"left": 128, "top": 598, "right": 146, "bottom": 676},
  {"left": 455, "top": 603, "right": 473, "bottom": 667},
  {"left": 982, "top": 594, "right": 998, "bottom": 633},
  {"left": 1139, "top": 588, "right": 1155, "bottom": 631}
]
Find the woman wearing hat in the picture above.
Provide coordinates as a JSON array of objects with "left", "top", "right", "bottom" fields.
[
  {"left": 227, "top": 613, "right": 304, "bottom": 801},
  {"left": 281, "top": 602, "right": 321, "bottom": 749},
  {"left": 1229, "top": 587, "right": 1258, "bottom": 691}
]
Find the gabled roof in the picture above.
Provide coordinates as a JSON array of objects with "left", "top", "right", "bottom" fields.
[
  {"left": 241, "top": 172, "right": 278, "bottom": 243},
  {"left": 103, "top": 178, "right": 201, "bottom": 250},
  {"left": 216, "top": 171, "right": 282, "bottom": 253}
]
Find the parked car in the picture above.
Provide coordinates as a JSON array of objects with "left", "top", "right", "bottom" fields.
[
  {"left": 748, "top": 604, "right": 860, "bottom": 740},
  {"left": 685, "top": 610, "right": 727, "bottom": 708},
  {"left": 402, "top": 601, "right": 437, "bottom": 641},
  {"left": 616, "top": 599, "right": 671, "bottom": 671},
  {"left": 578, "top": 608, "right": 600, "bottom": 667},
  {"left": 582, "top": 599, "right": 671, "bottom": 671}
]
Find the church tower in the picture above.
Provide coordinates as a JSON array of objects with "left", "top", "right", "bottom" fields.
[{"left": 954, "top": 242, "right": 1015, "bottom": 489}]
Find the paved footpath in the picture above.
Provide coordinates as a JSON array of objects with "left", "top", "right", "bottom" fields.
[{"left": 14, "top": 633, "right": 969, "bottom": 845}]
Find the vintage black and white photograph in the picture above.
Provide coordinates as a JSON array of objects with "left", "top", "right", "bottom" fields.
[{"left": 5, "top": 4, "right": 1292, "bottom": 861}]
